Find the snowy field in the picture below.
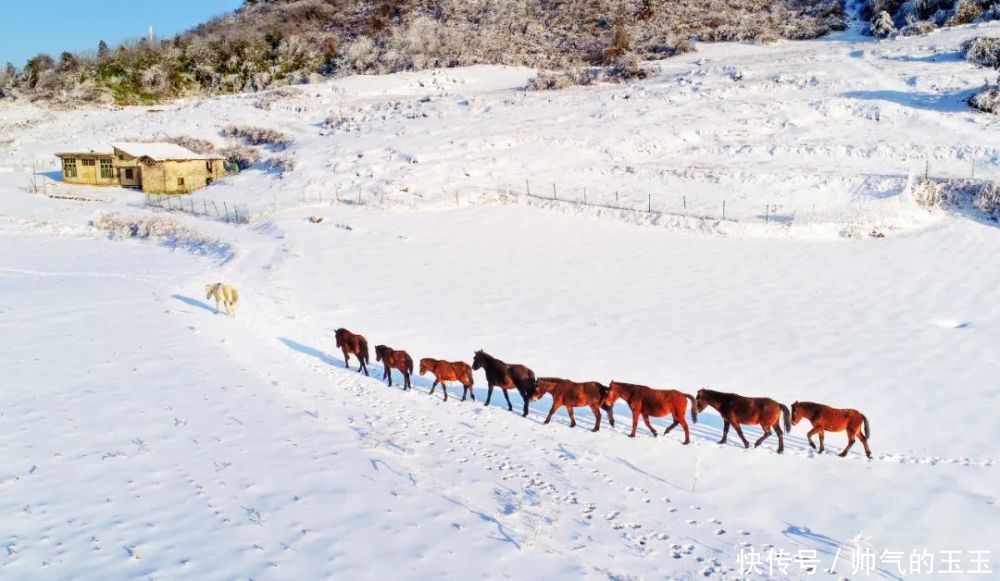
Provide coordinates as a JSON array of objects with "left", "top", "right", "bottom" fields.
[{"left": 2, "top": 23, "right": 1000, "bottom": 580}]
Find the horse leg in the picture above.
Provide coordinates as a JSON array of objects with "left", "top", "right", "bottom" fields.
[
  {"left": 643, "top": 414, "right": 658, "bottom": 437},
  {"left": 484, "top": 383, "right": 494, "bottom": 406},
  {"left": 719, "top": 421, "right": 730, "bottom": 444},
  {"left": 839, "top": 434, "right": 856, "bottom": 457},
  {"left": 679, "top": 415, "right": 691, "bottom": 445},
  {"left": 544, "top": 401, "right": 559, "bottom": 424},
  {"left": 859, "top": 433, "right": 872, "bottom": 459},
  {"left": 754, "top": 424, "right": 771, "bottom": 447},
  {"left": 818, "top": 431, "right": 825, "bottom": 453},
  {"left": 520, "top": 388, "right": 530, "bottom": 417},
  {"left": 606, "top": 406, "right": 615, "bottom": 428},
  {"left": 440, "top": 382, "right": 448, "bottom": 401},
  {"left": 361, "top": 358, "right": 369, "bottom": 376},
  {"left": 732, "top": 422, "right": 750, "bottom": 448},
  {"left": 342, "top": 350, "right": 350, "bottom": 369},
  {"left": 567, "top": 406, "right": 576, "bottom": 428},
  {"left": 663, "top": 419, "right": 678, "bottom": 434},
  {"left": 806, "top": 427, "right": 820, "bottom": 450},
  {"left": 501, "top": 388, "right": 513, "bottom": 412},
  {"left": 590, "top": 404, "right": 601, "bottom": 432},
  {"left": 404, "top": 370, "right": 411, "bottom": 390},
  {"left": 430, "top": 379, "right": 438, "bottom": 395},
  {"left": 775, "top": 424, "right": 784, "bottom": 454},
  {"left": 386, "top": 367, "right": 392, "bottom": 387},
  {"left": 465, "top": 383, "right": 475, "bottom": 402},
  {"left": 629, "top": 410, "right": 640, "bottom": 438}
]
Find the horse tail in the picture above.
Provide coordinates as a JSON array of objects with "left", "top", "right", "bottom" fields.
[
  {"left": 407, "top": 354, "right": 414, "bottom": 375},
  {"left": 862, "top": 414, "right": 870, "bottom": 440},
  {"left": 465, "top": 363, "right": 474, "bottom": 386},
  {"left": 685, "top": 393, "right": 698, "bottom": 423},
  {"left": 780, "top": 404, "right": 791, "bottom": 433},
  {"left": 361, "top": 339, "right": 370, "bottom": 363},
  {"left": 230, "top": 286, "right": 239, "bottom": 304}
]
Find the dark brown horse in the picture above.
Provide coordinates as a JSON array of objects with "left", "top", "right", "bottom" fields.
[
  {"left": 375, "top": 345, "right": 413, "bottom": 389},
  {"left": 334, "top": 328, "right": 369, "bottom": 376},
  {"left": 419, "top": 358, "right": 475, "bottom": 402},
  {"left": 532, "top": 377, "right": 615, "bottom": 432},
  {"left": 695, "top": 388, "right": 790, "bottom": 453},
  {"left": 791, "top": 401, "right": 872, "bottom": 458},
  {"left": 603, "top": 381, "right": 697, "bottom": 443},
  {"left": 471, "top": 350, "right": 536, "bottom": 416}
]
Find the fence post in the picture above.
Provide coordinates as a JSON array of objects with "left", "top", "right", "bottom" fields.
[
  {"left": 722, "top": 200, "right": 727, "bottom": 221},
  {"left": 552, "top": 183, "right": 556, "bottom": 201},
  {"left": 765, "top": 204, "right": 769, "bottom": 224},
  {"left": 234, "top": 205, "right": 240, "bottom": 223},
  {"left": 358, "top": 190, "right": 362, "bottom": 204},
  {"left": 583, "top": 188, "right": 587, "bottom": 206},
  {"left": 203, "top": 199, "right": 208, "bottom": 215},
  {"left": 971, "top": 157, "right": 975, "bottom": 180},
  {"left": 683, "top": 195, "right": 687, "bottom": 211},
  {"left": 924, "top": 159, "right": 929, "bottom": 181},
  {"left": 615, "top": 191, "right": 619, "bottom": 208},
  {"left": 526, "top": 178, "right": 530, "bottom": 196},
  {"left": 223, "top": 201, "right": 231, "bottom": 223}
]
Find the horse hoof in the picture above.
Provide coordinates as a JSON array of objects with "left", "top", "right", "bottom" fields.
[
  {"left": 683, "top": 441, "right": 690, "bottom": 445},
  {"left": 591, "top": 428, "right": 599, "bottom": 433},
  {"left": 628, "top": 434, "right": 636, "bottom": 438},
  {"left": 777, "top": 449, "right": 784, "bottom": 454}
]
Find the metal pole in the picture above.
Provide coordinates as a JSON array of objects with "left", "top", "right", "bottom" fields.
[{"left": 647, "top": 193, "right": 651, "bottom": 213}]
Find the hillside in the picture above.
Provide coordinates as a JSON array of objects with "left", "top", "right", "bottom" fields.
[
  {"left": 1, "top": 0, "right": 845, "bottom": 104},
  {"left": 2, "top": 15, "right": 1000, "bottom": 580}
]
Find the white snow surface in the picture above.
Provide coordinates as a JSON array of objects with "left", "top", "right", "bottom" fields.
[{"left": 2, "top": 24, "right": 1000, "bottom": 580}]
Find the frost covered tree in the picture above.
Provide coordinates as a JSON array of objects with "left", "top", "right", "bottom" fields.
[{"left": 871, "top": 10, "right": 898, "bottom": 37}]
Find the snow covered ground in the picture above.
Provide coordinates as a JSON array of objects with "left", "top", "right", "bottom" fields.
[{"left": 2, "top": 23, "right": 1000, "bottom": 580}]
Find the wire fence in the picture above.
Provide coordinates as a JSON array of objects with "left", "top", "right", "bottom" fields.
[{"left": 143, "top": 193, "right": 251, "bottom": 224}]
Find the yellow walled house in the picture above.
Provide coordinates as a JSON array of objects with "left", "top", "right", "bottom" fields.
[{"left": 55, "top": 143, "right": 226, "bottom": 194}]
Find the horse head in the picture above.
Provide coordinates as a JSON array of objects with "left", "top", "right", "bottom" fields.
[
  {"left": 375, "top": 344, "right": 387, "bottom": 362},
  {"left": 790, "top": 401, "right": 804, "bottom": 426},
  {"left": 471, "top": 350, "right": 485, "bottom": 370},
  {"left": 418, "top": 358, "right": 433, "bottom": 375},
  {"left": 694, "top": 388, "right": 710, "bottom": 413}
]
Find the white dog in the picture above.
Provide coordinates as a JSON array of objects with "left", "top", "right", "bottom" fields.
[{"left": 205, "top": 282, "right": 239, "bottom": 317}]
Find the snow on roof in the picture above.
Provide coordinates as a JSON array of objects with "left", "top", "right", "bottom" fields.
[{"left": 111, "top": 142, "right": 218, "bottom": 161}]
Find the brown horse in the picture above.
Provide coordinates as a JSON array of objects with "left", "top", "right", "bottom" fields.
[
  {"left": 532, "top": 377, "right": 615, "bottom": 432},
  {"left": 603, "top": 381, "right": 697, "bottom": 443},
  {"left": 334, "top": 328, "right": 369, "bottom": 376},
  {"left": 791, "top": 401, "right": 872, "bottom": 459},
  {"left": 419, "top": 358, "right": 475, "bottom": 402},
  {"left": 375, "top": 345, "right": 413, "bottom": 389},
  {"left": 471, "top": 350, "right": 536, "bottom": 416},
  {"left": 695, "top": 389, "right": 790, "bottom": 453}
]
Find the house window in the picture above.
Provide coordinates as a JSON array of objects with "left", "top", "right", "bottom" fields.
[
  {"left": 124, "top": 168, "right": 134, "bottom": 180},
  {"left": 177, "top": 177, "right": 185, "bottom": 187},
  {"left": 206, "top": 161, "right": 212, "bottom": 172},
  {"left": 118, "top": 154, "right": 124, "bottom": 161},
  {"left": 206, "top": 177, "right": 213, "bottom": 186},
  {"left": 99, "top": 158, "right": 113, "bottom": 179},
  {"left": 81, "top": 159, "right": 95, "bottom": 167},
  {"left": 62, "top": 158, "right": 77, "bottom": 178}
]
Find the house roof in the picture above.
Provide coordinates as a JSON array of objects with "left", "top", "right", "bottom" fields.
[{"left": 111, "top": 142, "right": 219, "bottom": 161}]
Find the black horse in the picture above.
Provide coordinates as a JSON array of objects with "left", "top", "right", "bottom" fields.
[{"left": 471, "top": 350, "right": 536, "bottom": 417}]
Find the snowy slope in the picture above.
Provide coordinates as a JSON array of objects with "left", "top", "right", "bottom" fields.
[{"left": 2, "top": 23, "right": 1000, "bottom": 580}]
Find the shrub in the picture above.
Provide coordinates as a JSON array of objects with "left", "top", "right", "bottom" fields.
[
  {"left": 221, "top": 125, "right": 293, "bottom": 149},
  {"left": 218, "top": 144, "right": 261, "bottom": 171},
  {"left": 164, "top": 135, "right": 216, "bottom": 155},
  {"left": 525, "top": 69, "right": 594, "bottom": 90},
  {"left": 968, "top": 82, "right": 1000, "bottom": 113},
  {"left": 871, "top": 10, "right": 898, "bottom": 37},
  {"left": 266, "top": 155, "right": 296, "bottom": 174},
  {"left": 606, "top": 51, "right": 650, "bottom": 81},
  {"left": 964, "top": 37, "right": 1000, "bottom": 69}
]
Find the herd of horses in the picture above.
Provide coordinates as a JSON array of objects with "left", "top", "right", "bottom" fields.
[{"left": 333, "top": 328, "right": 873, "bottom": 459}]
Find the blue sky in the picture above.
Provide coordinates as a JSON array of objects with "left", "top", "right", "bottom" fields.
[{"left": 0, "top": 0, "right": 245, "bottom": 67}]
